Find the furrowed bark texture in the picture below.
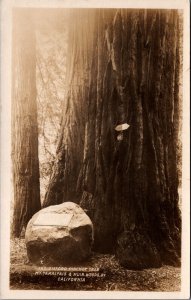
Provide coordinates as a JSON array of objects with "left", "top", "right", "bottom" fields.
[
  {"left": 44, "top": 9, "right": 182, "bottom": 269},
  {"left": 12, "top": 10, "right": 41, "bottom": 237},
  {"left": 43, "top": 10, "right": 95, "bottom": 207}
]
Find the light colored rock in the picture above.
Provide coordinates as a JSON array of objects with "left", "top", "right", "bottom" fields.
[{"left": 25, "top": 202, "right": 93, "bottom": 264}]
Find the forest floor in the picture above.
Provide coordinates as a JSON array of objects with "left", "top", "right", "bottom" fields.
[{"left": 10, "top": 238, "right": 181, "bottom": 291}]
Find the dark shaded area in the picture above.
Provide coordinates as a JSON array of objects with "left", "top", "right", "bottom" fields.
[
  {"left": 26, "top": 238, "right": 89, "bottom": 265},
  {"left": 26, "top": 225, "right": 93, "bottom": 265}
]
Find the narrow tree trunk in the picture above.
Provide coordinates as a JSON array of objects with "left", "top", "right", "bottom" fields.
[
  {"left": 12, "top": 9, "right": 41, "bottom": 237},
  {"left": 44, "top": 9, "right": 182, "bottom": 269}
]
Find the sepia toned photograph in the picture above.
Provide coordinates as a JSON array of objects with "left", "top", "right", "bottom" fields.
[{"left": 0, "top": 0, "right": 190, "bottom": 299}]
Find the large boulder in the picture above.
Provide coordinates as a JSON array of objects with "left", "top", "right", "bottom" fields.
[{"left": 25, "top": 202, "right": 93, "bottom": 265}]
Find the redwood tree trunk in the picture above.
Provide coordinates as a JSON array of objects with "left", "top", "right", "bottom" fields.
[
  {"left": 44, "top": 9, "right": 182, "bottom": 269},
  {"left": 12, "top": 9, "right": 41, "bottom": 237},
  {"left": 43, "top": 9, "right": 95, "bottom": 206}
]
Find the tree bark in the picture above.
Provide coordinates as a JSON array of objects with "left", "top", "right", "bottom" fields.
[
  {"left": 44, "top": 9, "right": 182, "bottom": 269},
  {"left": 43, "top": 9, "right": 95, "bottom": 207},
  {"left": 12, "top": 9, "right": 41, "bottom": 237}
]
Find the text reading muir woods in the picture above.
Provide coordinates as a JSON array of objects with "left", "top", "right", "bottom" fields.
[{"left": 34, "top": 267, "right": 106, "bottom": 282}]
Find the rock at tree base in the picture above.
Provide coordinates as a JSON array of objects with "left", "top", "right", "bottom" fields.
[
  {"left": 25, "top": 202, "right": 93, "bottom": 265},
  {"left": 116, "top": 229, "right": 161, "bottom": 270}
]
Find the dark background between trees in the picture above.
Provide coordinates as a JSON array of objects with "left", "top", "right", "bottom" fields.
[{"left": 12, "top": 8, "right": 182, "bottom": 270}]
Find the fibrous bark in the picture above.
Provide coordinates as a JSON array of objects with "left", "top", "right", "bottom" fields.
[
  {"left": 12, "top": 9, "right": 41, "bottom": 237},
  {"left": 44, "top": 9, "right": 182, "bottom": 269},
  {"left": 43, "top": 9, "right": 95, "bottom": 207}
]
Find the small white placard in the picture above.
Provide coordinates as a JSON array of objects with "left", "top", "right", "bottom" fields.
[
  {"left": 33, "top": 213, "right": 73, "bottom": 226},
  {"left": 115, "top": 123, "right": 130, "bottom": 131}
]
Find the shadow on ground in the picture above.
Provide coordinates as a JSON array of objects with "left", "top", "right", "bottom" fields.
[{"left": 10, "top": 238, "right": 181, "bottom": 291}]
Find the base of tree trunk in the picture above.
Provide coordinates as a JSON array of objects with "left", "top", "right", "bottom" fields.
[
  {"left": 116, "top": 229, "right": 161, "bottom": 270},
  {"left": 159, "top": 238, "right": 181, "bottom": 267}
]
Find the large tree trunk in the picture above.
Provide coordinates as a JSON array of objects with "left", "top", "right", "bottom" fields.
[
  {"left": 43, "top": 9, "right": 95, "bottom": 206},
  {"left": 12, "top": 9, "right": 41, "bottom": 237},
  {"left": 43, "top": 9, "right": 182, "bottom": 269}
]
